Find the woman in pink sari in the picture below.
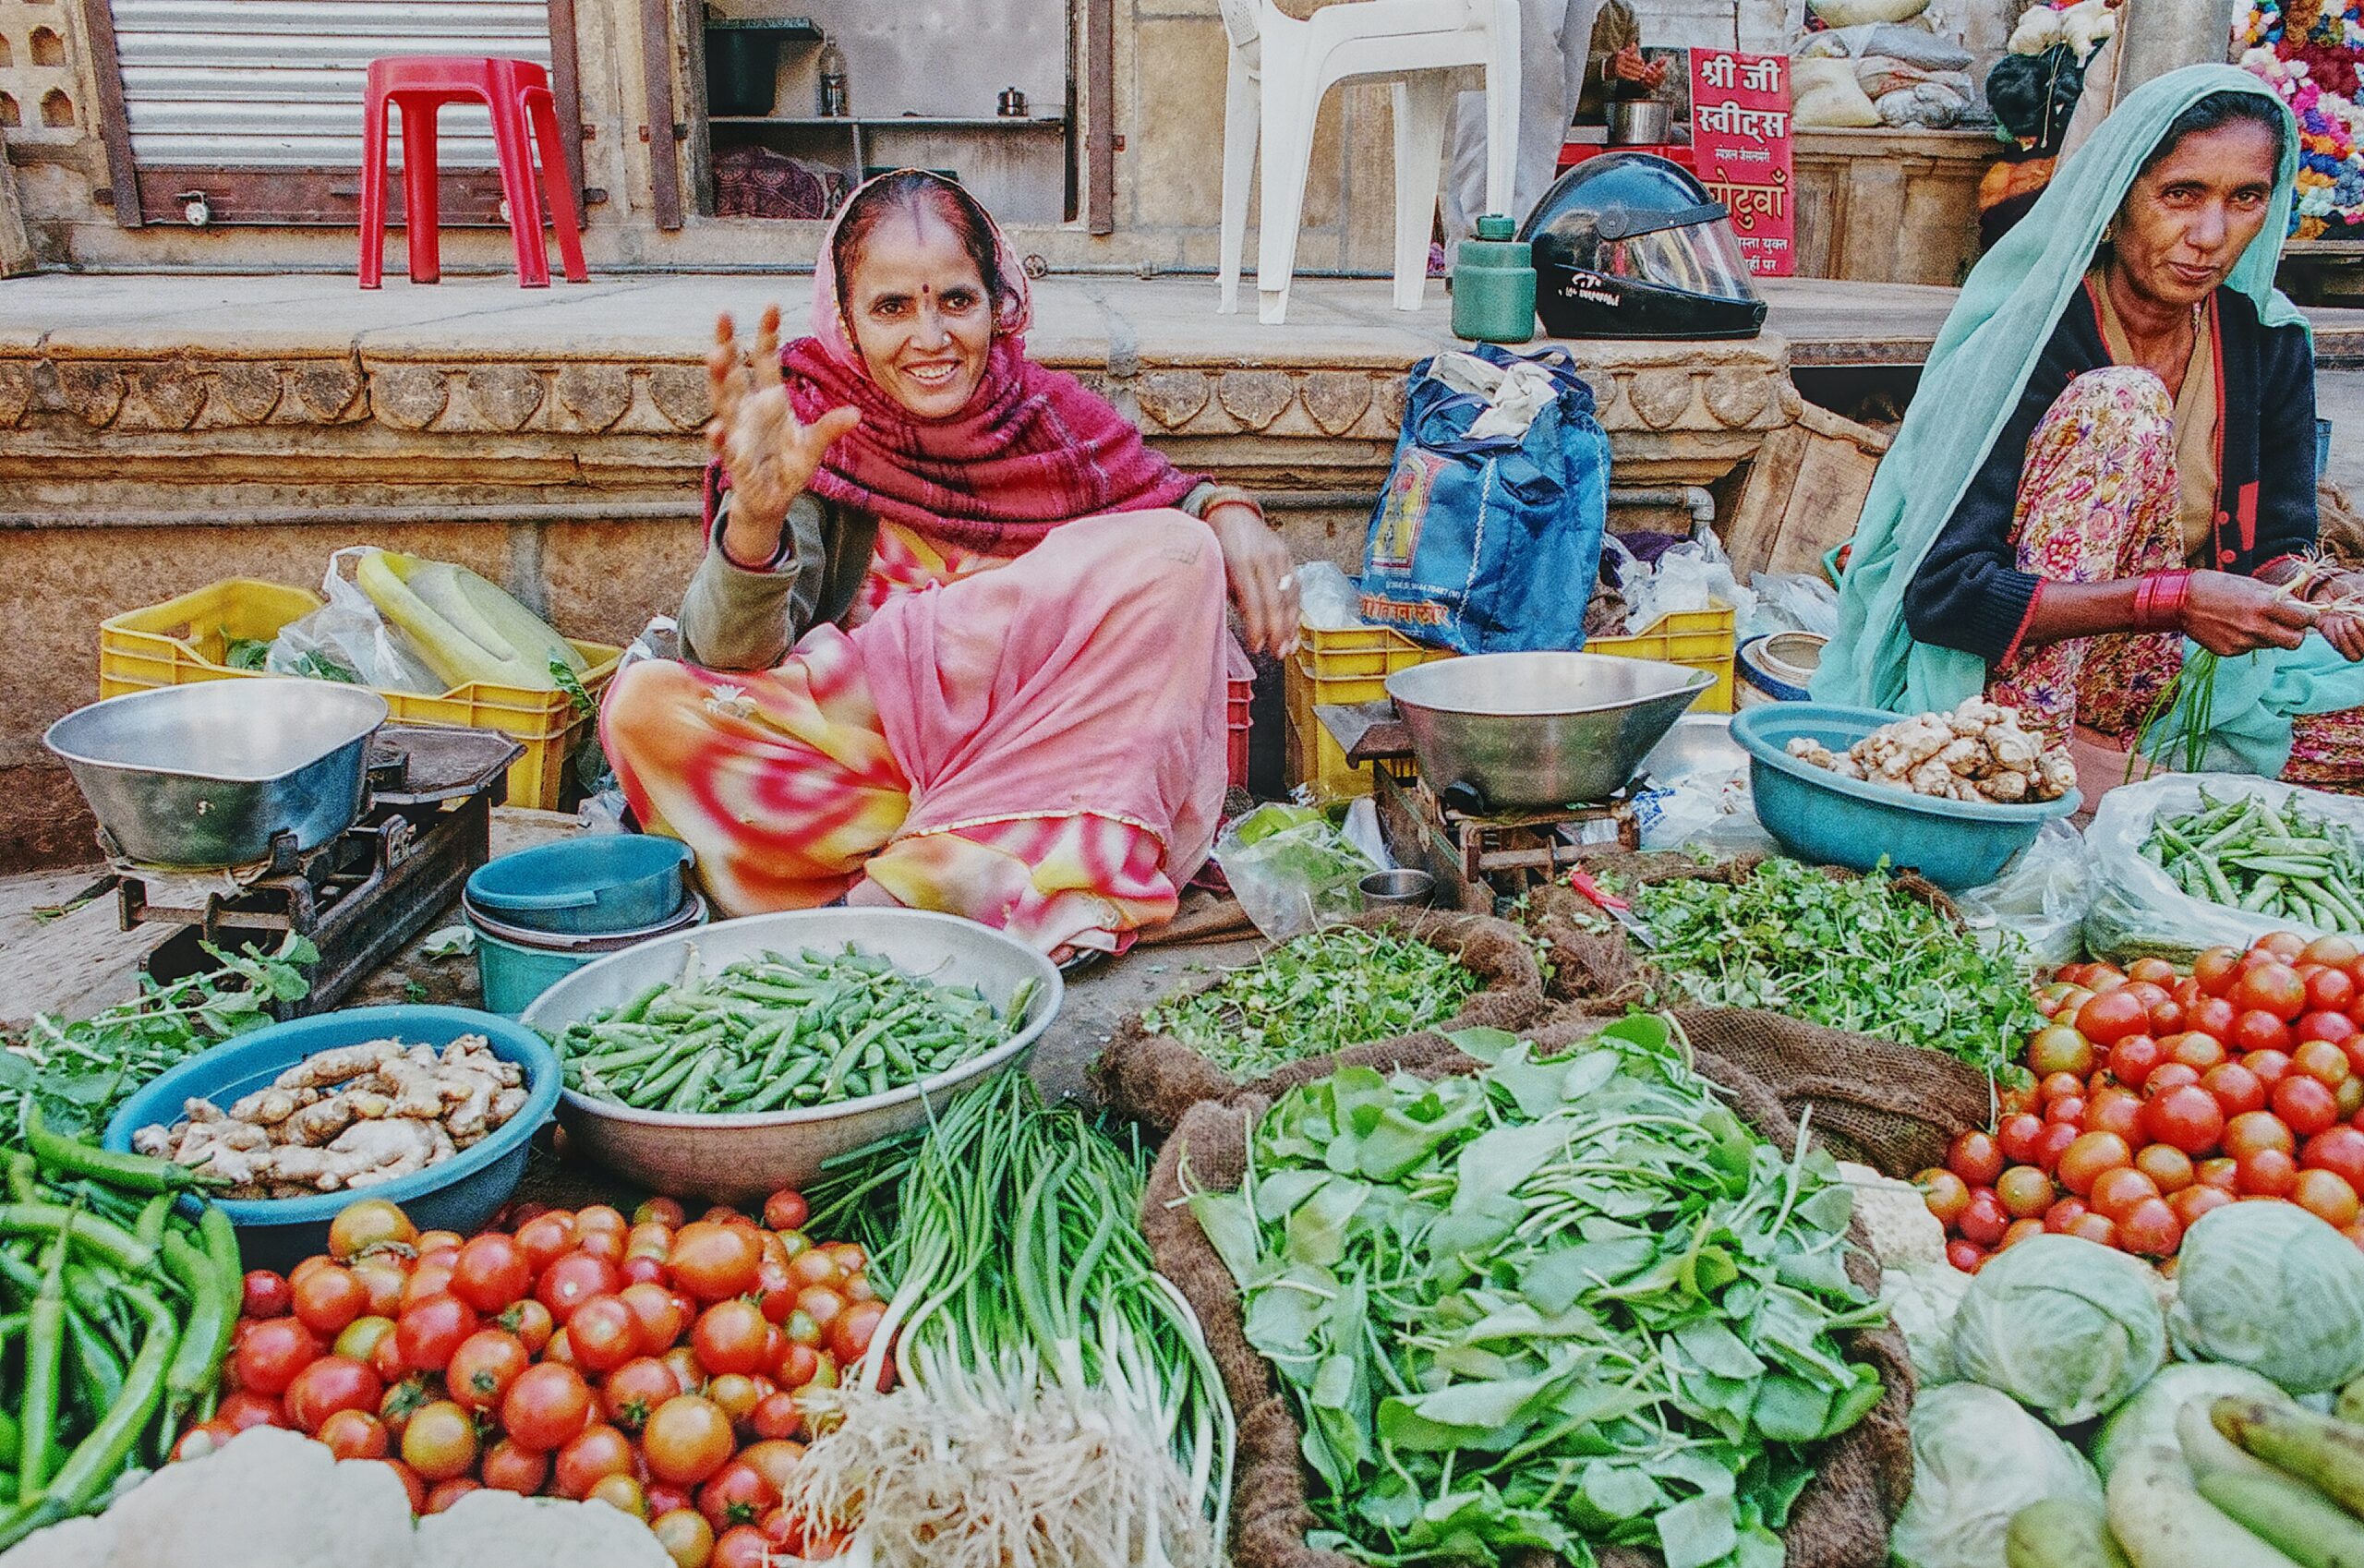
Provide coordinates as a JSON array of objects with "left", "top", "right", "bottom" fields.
[{"left": 602, "top": 171, "right": 1299, "bottom": 958}]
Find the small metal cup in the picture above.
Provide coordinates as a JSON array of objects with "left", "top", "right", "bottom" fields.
[{"left": 1359, "top": 868, "right": 1436, "bottom": 909}]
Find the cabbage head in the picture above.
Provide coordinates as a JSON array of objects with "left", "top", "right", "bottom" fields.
[
  {"left": 2169, "top": 1202, "right": 2364, "bottom": 1394},
  {"left": 2089, "top": 1362, "right": 2286, "bottom": 1479},
  {"left": 1950, "top": 1234, "right": 2165, "bottom": 1425},
  {"left": 1890, "top": 1383, "right": 2104, "bottom": 1568},
  {"left": 1881, "top": 1260, "right": 1971, "bottom": 1386}
]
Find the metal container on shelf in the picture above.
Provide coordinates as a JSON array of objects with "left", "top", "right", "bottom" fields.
[
  {"left": 45, "top": 680, "right": 389, "bottom": 868},
  {"left": 1606, "top": 100, "right": 1675, "bottom": 146},
  {"left": 1385, "top": 652, "right": 1711, "bottom": 810}
]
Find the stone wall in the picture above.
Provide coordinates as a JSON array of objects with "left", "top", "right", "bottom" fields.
[{"left": 0, "top": 0, "right": 2021, "bottom": 271}]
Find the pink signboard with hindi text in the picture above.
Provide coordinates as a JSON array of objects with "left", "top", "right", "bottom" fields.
[{"left": 1687, "top": 49, "right": 1794, "bottom": 277}]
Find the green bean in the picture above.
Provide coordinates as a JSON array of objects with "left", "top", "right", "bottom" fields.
[
  {"left": 160, "top": 1222, "right": 233, "bottom": 1431},
  {"left": 0, "top": 1409, "right": 18, "bottom": 1471},
  {"left": 665, "top": 1049, "right": 722, "bottom": 1114},
  {"left": 17, "top": 1223, "right": 68, "bottom": 1504},
  {"left": 2, "top": 1283, "right": 176, "bottom": 1551},
  {"left": 615, "top": 982, "right": 670, "bottom": 1025},
  {"left": 64, "top": 1305, "right": 126, "bottom": 1416},
  {"left": 0, "top": 1204, "right": 156, "bottom": 1278},
  {"left": 22, "top": 1105, "right": 200, "bottom": 1196}
]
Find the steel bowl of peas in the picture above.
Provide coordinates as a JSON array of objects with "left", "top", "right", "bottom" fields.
[{"left": 520, "top": 907, "right": 1062, "bottom": 1201}]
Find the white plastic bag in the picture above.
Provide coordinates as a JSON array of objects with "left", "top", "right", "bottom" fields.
[
  {"left": 266, "top": 547, "right": 445, "bottom": 694},
  {"left": 2084, "top": 774, "right": 2364, "bottom": 962},
  {"left": 1294, "top": 561, "right": 1362, "bottom": 631},
  {"left": 1619, "top": 535, "right": 1755, "bottom": 634},
  {"left": 1953, "top": 819, "right": 2093, "bottom": 968},
  {"left": 1741, "top": 573, "right": 1839, "bottom": 641},
  {"left": 1214, "top": 804, "right": 1379, "bottom": 940}
]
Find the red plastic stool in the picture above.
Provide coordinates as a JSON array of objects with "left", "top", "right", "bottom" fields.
[{"left": 359, "top": 55, "right": 588, "bottom": 288}]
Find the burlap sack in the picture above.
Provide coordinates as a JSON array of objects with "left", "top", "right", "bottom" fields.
[
  {"left": 1092, "top": 908, "right": 1544, "bottom": 1133},
  {"left": 1527, "top": 850, "right": 1960, "bottom": 1007},
  {"left": 1143, "top": 1022, "right": 1915, "bottom": 1568}
]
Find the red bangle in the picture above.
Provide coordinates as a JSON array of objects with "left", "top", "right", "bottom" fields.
[{"left": 2133, "top": 569, "right": 2191, "bottom": 632}]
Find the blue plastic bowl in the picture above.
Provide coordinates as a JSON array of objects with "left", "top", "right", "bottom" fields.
[
  {"left": 103, "top": 1005, "right": 561, "bottom": 1271},
  {"left": 1731, "top": 702, "right": 2081, "bottom": 891},
  {"left": 465, "top": 836, "right": 694, "bottom": 935}
]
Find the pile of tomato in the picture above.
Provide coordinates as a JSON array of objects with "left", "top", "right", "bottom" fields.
[
  {"left": 1924, "top": 932, "right": 2364, "bottom": 1272},
  {"left": 178, "top": 1189, "right": 879, "bottom": 1568}
]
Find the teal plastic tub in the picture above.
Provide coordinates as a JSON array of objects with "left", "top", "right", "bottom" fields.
[
  {"left": 467, "top": 892, "right": 707, "bottom": 1017},
  {"left": 1731, "top": 702, "right": 2081, "bottom": 891},
  {"left": 103, "top": 1005, "right": 559, "bottom": 1272}
]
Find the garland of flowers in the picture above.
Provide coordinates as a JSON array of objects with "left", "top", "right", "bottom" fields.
[{"left": 2240, "top": 0, "right": 2364, "bottom": 237}]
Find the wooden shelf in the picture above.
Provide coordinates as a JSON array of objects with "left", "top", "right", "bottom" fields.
[{"left": 709, "top": 115, "right": 1068, "bottom": 129}]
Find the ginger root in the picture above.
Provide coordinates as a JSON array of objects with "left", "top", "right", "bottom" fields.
[
  {"left": 132, "top": 1032, "right": 529, "bottom": 1199},
  {"left": 1787, "top": 696, "right": 2075, "bottom": 806}
]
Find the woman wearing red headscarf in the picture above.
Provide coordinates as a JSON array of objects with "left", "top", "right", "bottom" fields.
[{"left": 602, "top": 171, "right": 1299, "bottom": 959}]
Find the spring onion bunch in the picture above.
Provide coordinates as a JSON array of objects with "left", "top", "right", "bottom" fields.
[{"left": 797, "top": 1074, "right": 1236, "bottom": 1567}]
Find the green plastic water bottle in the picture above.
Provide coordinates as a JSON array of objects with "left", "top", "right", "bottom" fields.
[{"left": 1451, "top": 214, "right": 1536, "bottom": 344}]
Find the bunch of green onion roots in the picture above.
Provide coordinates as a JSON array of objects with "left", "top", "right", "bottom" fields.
[{"left": 794, "top": 1074, "right": 1235, "bottom": 1568}]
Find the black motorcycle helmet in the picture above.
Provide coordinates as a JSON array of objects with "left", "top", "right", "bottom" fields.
[{"left": 1518, "top": 153, "right": 1767, "bottom": 341}]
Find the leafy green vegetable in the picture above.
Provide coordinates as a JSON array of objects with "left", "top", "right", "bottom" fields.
[
  {"left": 222, "top": 632, "right": 272, "bottom": 670},
  {"left": 1188, "top": 1014, "right": 1887, "bottom": 1568},
  {"left": 1948, "top": 1233, "right": 2165, "bottom": 1425},
  {"left": 1628, "top": 859, "right": 2043, "bottom": 1084},
  {"left": 1143, "top": 925, "right": 1480, "bottom": 1080},
  {"left": 1215, "top": 805, "right": 1377, "bottom": 937},
  {"left": 0, "top": 935, "right": 316, "bottom": 1136}
]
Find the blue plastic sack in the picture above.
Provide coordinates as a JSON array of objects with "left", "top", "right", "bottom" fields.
[{"left": 1357, "top": 343, "right": 1611, "bottom": 655}]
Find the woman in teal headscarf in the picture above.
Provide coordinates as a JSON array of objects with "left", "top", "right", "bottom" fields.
[{"left": 1816, "top": 65, "right": 2364, "bottom": 789}]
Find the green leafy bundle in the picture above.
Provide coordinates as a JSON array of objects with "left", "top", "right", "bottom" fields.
[
  {"left": 1630, "top": 860, "right": 2042, "bottom": 1084},
  {"left": 1143, "top": 925, "right": 1481, "bottom": 1081},
  {"left": 0, "top": 936, "right": 315, "bottom": 1137},
  {"left": 1188, "top": 1016, "right": 1886, "bottom": 1568}
]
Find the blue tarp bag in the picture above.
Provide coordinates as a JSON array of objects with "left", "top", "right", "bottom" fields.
[{"left": 1357, "top": 343, "right": 1610, "bottom": 655}]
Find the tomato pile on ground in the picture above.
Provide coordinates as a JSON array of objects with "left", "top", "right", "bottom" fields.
[
  {"left": 1924, "top": 933, "right": 2364, "bottom": 1272},
  {"left": 178, "top": 1190, "right": 880, "bottom": 1568}
]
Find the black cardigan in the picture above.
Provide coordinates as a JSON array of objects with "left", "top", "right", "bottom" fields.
[{"left": 1901, "top": 280, "right": 2318, "bottom": 665}]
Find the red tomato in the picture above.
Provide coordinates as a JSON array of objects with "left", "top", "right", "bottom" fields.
[
  {"left": 290, "top": 1263, "right": 369, "bottom": 1338},
  {"left": 2145, "top": 1064, "right": 2202, "bottom": 1097},
  {"left": 750, "top": 1391, "right": 802, "bottom": 1441},
  {"left": 480, "top": 1438, "right": 550, "bottom": 1496},
  {"left": 763, "top": 1190, "right": 811, "bottom": 1233},
  {"left": 2225, "top": 1110, "right": 2298, "bottom": 1159},
  {"left": 349, "top": 1256, "right": 408, "bottom": 1320},
  {"left": 328, "top": 1199, "right": 418, "bottom": 1262},
  {"left": 2194, "top": 947, "right": 2245, "bottom": 996},
  {"left": 671, "top": 1224, "right": 766, "bottom": 1304},
  {"left": 2294, "top": 1167, "right": 2363, "bottom": 1229},
  {"left": 621, "top": 1256, "right": 670, "bottom": 1287},
  {"left": 2043, "top": 1197, "right": 2090, "bottom": 1233},
  {"left": 2057, "top": 1132, "right": 2134, "bottom": 1197},
  {"left": 395, "top": 1295, "right": 479, "bottom": 1374},
  {"left": 620, "top": 1280, "right": 689, "bottom": 1350},
  {"left": 2202, "top": 1062, "right": 2267, "bottom": 1118},
  {"left": 795, "top": 1286, "right": 848, "bottom": 1333},
  {"left": 317, "top": 1407, "right": 390, "bottom": 1460},
  {"left": 501, "top": 1362, "right": 595, "bottom": 1451},
  {"left": 2134, "top": 1142, "right": 2196, "bottom": 1193},
  {"left": 2040, "top": 1070, "right": 2087, "bottom": 1105},
  {"left": 285, "top": 1355, "right": 383, "bottom": 1434},
  {"left": 2298, "top": 1038, "right": 2356, "bottom": 1088},
  {"left": 576, "top": 1204, "right": 627, "bottom": 1237},
  {"left": 2031, "top": 1121, "right": 2081, "bottom": 1174},
  {"left": 2107, "top": 1036, "right": 2164, "bottom": 1090},
  {"left": 2247, "top": 1048, "right": 2297, "bottom": 1089},
  {"left": 2143, "top": 1084, "right": 2227, "bottom": 1155},
  {"left": 423, "top": 1478, "right": 480, "bottom": 1515},
  {"left": 2116, "top": 1198, "right": 2183, "bottom": 1257},
  {"left": 218, "top": 1389, "right": 287, "bottom": 1431},
  {"left": 569, "top": 1295, "right": 645, "bottom": 1374},
  {"left": 2274, "top": 1075, "right": 2343, "bottom": 1138},
  {"left": 2303, "top": 1126, "right": 2364, "bottom": 1189},
  {"left": 374, "top": 1459, "right": 428, "bottom": 1514},
  {"left": 2079, "top": 990, "right": 2151, "bottom": 1046},
  {"left": 1945, "top": 1238, "right": 1986, "bottom": 1273},
  {"left": 776, "top": 1340, "right": 821, "bottom": 1390},
  {"left": 235, "top": 1318, "right": 325, "bottom": 1397},
  {"left": 514, "top": 1212, "right": 578, "bottom": 1272},
  {"left": 2087, "top": 1089, "right": 2146, "bottom": 1142},
  {"left": 399, "top": 1259, "right": 455, "bottom": 1313},
  {"left": 629, "top": 1222, "right": 676, "bottom": 1261},
  {"left": 555, "top": 1422, "right": 638, "bottom": 1500},
  {"left": 2170, "top": 1183, "right": 2235, "bottom": 1229},
  {"left": 2128, "top": 957, "right": 2180, "bottom": 986},
  {"left": 2048, "top": 1095, "right": 2089, "bottom": 1128},
  {"left": 2232, "top": 1011, "right": 2297, "bottom": 1055},
  {"left": 242, "top": 1270, "right": 293, "bottom": 1320},
  {"left": 1957, "top": 1193, "right": 2009, "bottom": 1247},
  {"left": 2238, "top": 1147, "right": 2301, "bottom": 1197},
  {"left": 536, "top": 1253, "right": 622, "bottom": 1325},
  {"left": 445, "top": 1328, "right": 529, "bottom": 1413},
  {"left": 706, "top": 1372, "right": 761, "bottom": 1426},
  {"left": 828, "top": 1300, "right": 886, "bottom": 1367},
  {"left": 399, "top": 1400, "right": 479, "bottom": 1483},
  {"left": 2165, "top": 1032, "right": 2227, "bottom": 1072},
  {"left": 699, "top": 1459, "right": 781, "bottom": 1534},
  {"left": 635, "top": 1196, "right": 689, "bottom": 1228},
  {"left": 645, "top": 1395, "right": 738, "bottom": 1486},
  {"left": 500, "top": 1297, "right": 555, "bottom": 1357},
  {"left": 2197, "top": 1155, "right": 2242, "bottom": 1191},
  {"left": 2235, "top": 963, "right": 2310, "bottom": 1023},
  {"left": 713, "top": 1526, "right": 774, "bottom": 1568},
  {"left": 589, "top": 1474, "right": 648, "bottom": 1520},
  {"left": 607, "top": 1356, "right": 683, "bottom": 1431},
  {"left": 2260, "top": 933, "right": 2310, "bottom": 961},
  {"left": 450, "top": 1234, "right": 534, "bottom": 1314},
  {"left": 2090, "top": 1165, "right": 2163, "bottom": 1223},
  {"left": 2066, "top": 1212, "right": 2119, "bottom": 1248},
  {"left": 378, "top": 1375, "right": 433, "bottom": 1438},
  {"left": 2189, "top": 996, "right": 2240, "bottom": 1042},
  {"left": 2310, "top": 967, "right": 2360, "bottom": 1015},
  {"left": 575, "top": 1230, "right": 627, "bottom": 1267},
  {"left": 692, "top": 1299, "right": 773, "bottom": 1377}
]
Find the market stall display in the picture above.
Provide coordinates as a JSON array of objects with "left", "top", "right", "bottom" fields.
[
  {"left": 1924, "top": 935, "right": 2364, "bottom": 1268},
  {"left": 2091, "top": 777, "right": 2364, "bottom": 963}
]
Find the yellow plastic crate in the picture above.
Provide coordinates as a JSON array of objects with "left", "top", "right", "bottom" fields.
[
  {"left": 1285, "top": 603, "right": 1737, "bottom": 799},
  {"left": 98, "top": 578, "right": 623, "bottom": 813}
]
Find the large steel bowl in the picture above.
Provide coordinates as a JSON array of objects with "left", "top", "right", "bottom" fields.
[
  {"left": 1386, "top": 652, "right": 1713, "bottom": 809},
  {"left": 520, "top": 908, "right": 1063, "bottom": 1202},
  {"left": 44, "top": 681, "right": 390, "bottom": 867}
]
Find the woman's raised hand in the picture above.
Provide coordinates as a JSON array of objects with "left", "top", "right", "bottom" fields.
[
  {"left": 707, "top": 307, "right": 862, "bottom": 565},
  {"left": 1207, "top": 502, "right": 1301, "bottom": 657},
  {"left": 2181, "top": 570, "right": 2318, "bottom": 657}
]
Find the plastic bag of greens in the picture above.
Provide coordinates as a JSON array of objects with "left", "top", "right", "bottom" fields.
[
  {"left": 2170, "top": 1202, "right": 2364, "bottom": 1394},
  {"left": 267, "top": 547, "right": 447, "bottom": 694},
  {"left": 1890, "top": 1383, "right": 2103, "bottom": 1568},
  {"left": 2083, "top": 773, "right": 2364, "bottom": 964},
  {"left": 1214, "top": 804, "right": 1378, "bottom": 940},
  {"left": 1950, "top": 1234, "right": 2165, "bottom": 1425}
]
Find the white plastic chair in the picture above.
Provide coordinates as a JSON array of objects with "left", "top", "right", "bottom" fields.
[{"left": 1215, "top": 0, "right": 1519, "bottom": 325}]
